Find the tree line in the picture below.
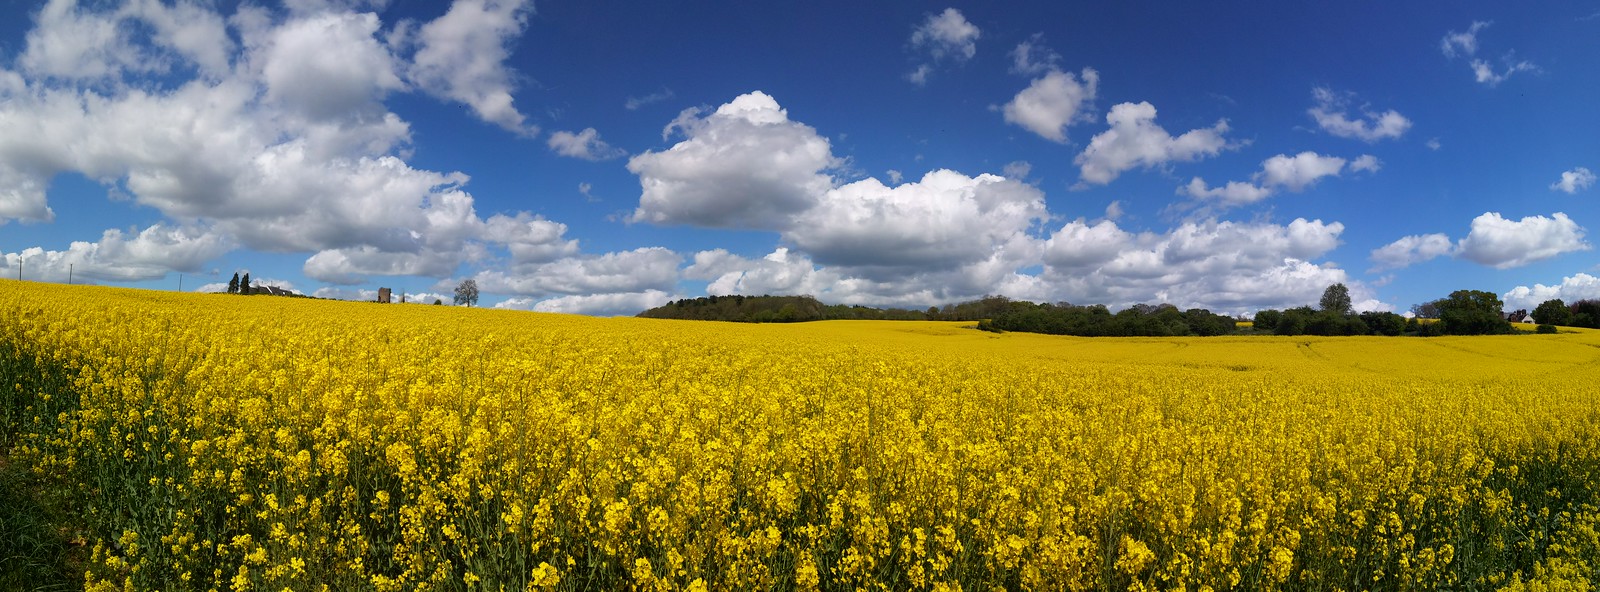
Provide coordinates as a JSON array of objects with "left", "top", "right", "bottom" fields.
[
  {"left": 976, "top": 301, "right": 1237, "bottom": 337},
  {"left": 639, "top": 284, "right": 1569, "bottom": 338},
  {"left": 639, "top": 295, "right": 935, "bottom": 323},
  {"left": 1252, "top": 286, "right": 1531, "bottom": 336},
  {"left": 1530, "top": 298, "right": 1600, "bottom": 329}
]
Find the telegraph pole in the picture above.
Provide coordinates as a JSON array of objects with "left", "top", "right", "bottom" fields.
[
  {"left": 178, "top": 273, "right": 183, "bottom": 293},
  {"left": 68, "top": 264, "right": 73, "bottom": 285}
]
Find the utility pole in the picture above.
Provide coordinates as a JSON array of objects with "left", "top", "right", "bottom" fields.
[
  {"left": 68, "top": 263, "right": 73, "bottom": 285},
  {"left": 178, "top": 273, "right": 183, "bottom": 293}
]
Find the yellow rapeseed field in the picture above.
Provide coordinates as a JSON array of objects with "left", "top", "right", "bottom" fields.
[{"left": 3, "top": 280, "right": 1599, "bottom": 591}]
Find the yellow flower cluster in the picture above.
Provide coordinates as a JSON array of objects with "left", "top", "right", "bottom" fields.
[{"left": 3, "top": 280, "right": 1599, "bottom": 591}]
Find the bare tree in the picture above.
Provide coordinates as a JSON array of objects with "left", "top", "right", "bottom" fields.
[{"left": 454, "top": 279, "right": 480, "bottom": 307}]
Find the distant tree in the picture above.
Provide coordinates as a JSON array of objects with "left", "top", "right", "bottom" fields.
[
  {"left": 1347, "top": 315, "right": 1372, "bottom": 336},
  {"left": 1412, "top": 318, "right": 1445, "bottom": 337},
  {"left": 434, "top": 299, "right": 443, "bottom": 305},
  {"left": 1359, "top": 311, "right": 1406, "bottom": 336},
  {"left": 1410, "top": 299, "right": 1443, "bottom": 319},
  {"left": 1572, "top": 300, "right": 1600, "bottom": 329},
  {"left": 1533, "top": 299, "right": 1571, "bottom": 326},
  {"left": 1320, "top": 283, "right": 1353, "bottom": 315},
  {"left": 1306, "top": 311, "right": 1340, "bottom": 336},
  {"left": 1575, "top": 313, "right": 1597, "bottom": 329},
  {"left": 1275, "top": 313, "right": 1306, "bottom": 336},
  {"left": 1536, "top": 324, "right": 1558, "bottom": 334},
  {"left": 240, "top": 273, "right": 251, "bottom": 295},
  {"left": 1183, "top": 308, "right": 1234, "bottom": 336},
  {"left": 227, "top": 272, "right": 240, "bottom": 294},
  {"left": 1252, "top": 309, "right": 1281, "bottom": 333},
  {"left": 1438, "top": 289, "right": 1511, "bottom": 335},
  {"left": 454, "top": 279, "right": 480, "bottom": 307}
]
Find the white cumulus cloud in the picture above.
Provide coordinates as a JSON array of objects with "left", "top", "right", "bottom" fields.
[
  {"left": 1456, "top": 212, "right": 1589, "bottom": 269},
  {"left": 1550, "top": 167, "right": 1596, "bottom": 194},
  {"left": 1369, "top": 233, "right": 1453, "bottom": 272},
  {"left": 1038, "top": 218, "right": 1356, "bottom": 315},
  {"left": 1180, "top": 152, "right": 1369, "bottom": 207},
  {"left": 1440, "top": 21, "right": 1490, "bottom": 58},
  {"left": 1440, "top": 21, "right": 1538, "bottom": 87},
  {"left": 907, "top": 8, "right": 980, "bottom": 85},
  {"left": 519, "top": 290, "right": 676, "bottom": 316},
  {"left": 688, "top": 247, "right": 839, "bottom": 298},
  {"left": 1075, "top": 101, "right": 1232, "bottom": 186},
  {"left": 2, "top": 224, "right": 230, "bottom": 283},
  {"left": 1503, "top": 273, "right": 1600, "bottom": 310},
  {"left": 785, "top": 170, "right": 1047, "bottom": 270},
  {"left": 20, "top": 0, "right": 151, "bottom": 80},
  {"left": 260, "top": 11, "right": 405, "bottom": 121},
  {"left": 1471, "top": 58, "right": 1538, "bottom": 86},
  {"left": 548, "top": 128, "right": 626, "bottom": 161},
  {"left": 1349, "top": 154, "right": 1382, "bottom": 173},
  {"left": 1008, "top": 34, "right": 1061, "bottom": 76},
  {"left": 627, "top": 91, "right": 837, "bottom": 228},
  {"left": 1179, "top": 178, "right": 1273, "bottom": 206},
  {"left": 1258, "top": 151, "right": 1348, "bottom": 191},
  {"left": 407, "top": 0, "right": 534, "bottom": 133},
  {"left": 472, "top": 247, "right": 683, "bottom": 298},
  {"left": 0, "top": 0, "right": 620, "bottom": 294},
  {"left": 1002, "top": 68, "right": 1098, "bottom": 143}
]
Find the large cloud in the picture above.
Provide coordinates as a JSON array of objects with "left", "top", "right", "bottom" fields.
[
  {"left": 1039, "top": 218, "right": 1355, "bottom": 314},
  {"left": 685, "top": 246, "right": 1045, "bottom": 309},
  {"left": 685, "top": 217, "right": 1364, "bottom": 315},
  {"left": 497, "top": 290, "right": 676, "bottom": 317},
  {"left": 1075, "top": 102, "right": 1233, "bottom": 186},
  {"left": 0, "top": 0, "right": 602, "bottom": 292},
  {"left": 20, "top": 0, "right": 153, "bottom": 79},
  {"left": 785, "top": 170, "right": 1046, "bottom": 270},
  {"left": 406, "top": 0, "right": 534, "bottom": 132},
  {"left": 626, "top": 91, "right": 837, "bottom": 228},
  {"left": 2, "top": 224, "right": 229, "bottom": 282},
  {"left": 686, "top": 247, "right": 837, "bottom": 297},
  {"left": 1002, "top": 68, "right": 1099, "bottom": 143},
  {"left": 1456, "top": 212, "right": 1589, "bottom": 269},
  {"left": 627, "top": 91, "right": 1372, "bottom": 315},
  {"left": 259, "top": 11, "right": 405, "bottom": 121},
  {"left": 1503, "top": 273, "right": 1600, "bottom": 310},
  {"left": 1370, "top": 212, "right": 1589, "bottom": 271},
  {"left": 471, "top": 247, "right": 683, "bottom": 298}
]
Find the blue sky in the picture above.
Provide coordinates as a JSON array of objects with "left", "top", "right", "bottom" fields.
[{"left": 1, "top": 0, "right": 1597, "bottom": 316}]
